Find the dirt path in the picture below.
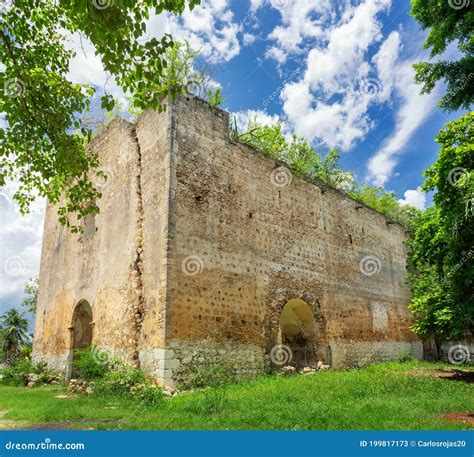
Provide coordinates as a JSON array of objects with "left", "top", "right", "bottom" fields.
[
  {"left": 398, "top": 367, "right": 474, "bottom": 383},
  {"left": 442, "top": 413, "right": 474, "bottom": 427}
]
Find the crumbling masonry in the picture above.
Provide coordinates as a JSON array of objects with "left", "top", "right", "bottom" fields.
[{"left": 33, "top": 96, "right": 422, "bottom": 387}]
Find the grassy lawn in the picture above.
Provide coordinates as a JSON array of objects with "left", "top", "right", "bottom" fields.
[{"left": 0, "top": 361, "right": 472, "bottom": 430}]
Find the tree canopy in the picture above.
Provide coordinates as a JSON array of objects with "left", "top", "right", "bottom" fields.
[
  {"left": 408, "top": 112, "right": 473, "bottom": 339},
  {"left": 410, "top": 0, "right": 473, "bottom": 111},
  {"left": 0, "top": 0, "right": 201, "bottom": 230},
  {"left": 21, "top": 277, "right": 39, "bottom": 315},
  {"left": 0, "top": 308, "right": 30, "bottom": 357}
]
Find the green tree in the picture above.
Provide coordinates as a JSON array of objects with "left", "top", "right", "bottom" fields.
[
  {"left": 0, "top": 308, "right": 30, "bottom": 358},
  {"left": 161, "top": 40, "right": 201, "bottom": 94},
  {"left": 0, "top": 0, "right": 201, "bottom": 231},
  {"left": 21, "top": 277, "right": 39, "bottom": 315},
  {"left": 348, "top": 184, "right": 421, "bottom": 228},
  {"left": 408, "top": 112, "right": 474, "bottom": 339},
  {"left": 410, "top": 0, "right": 473, "bottom": 111},
  {"left": 79, "top": 40, "right": 205, "bottom": 140}
]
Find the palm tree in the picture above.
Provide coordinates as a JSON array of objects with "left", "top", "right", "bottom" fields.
[{"left": 0, "top": 308, "right": 30, "bottom": 359}]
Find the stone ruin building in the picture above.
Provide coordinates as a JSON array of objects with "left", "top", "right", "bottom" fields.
[{"left": 32, "top": 95, "right": 423, "bottom": 387}]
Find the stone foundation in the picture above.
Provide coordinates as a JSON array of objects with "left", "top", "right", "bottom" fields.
[{"left": 330, "top": 340, "right": 423, "bottom": 369}]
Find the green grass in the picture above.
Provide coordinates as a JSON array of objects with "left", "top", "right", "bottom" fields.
[{"left": 0, "top": 361, "right": 472, "bottom": 430}]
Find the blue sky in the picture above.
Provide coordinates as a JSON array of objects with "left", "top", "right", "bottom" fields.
[
  {"left": 207, "top": 0, "right": 461, "bottom": 201},
  {"left": 0, "top": 0, "right": 469, "bottom": 315}
]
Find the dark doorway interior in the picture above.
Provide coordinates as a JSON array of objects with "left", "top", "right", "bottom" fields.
[
  {"left": 70, "top": 300, "right": 93, "bottom": 378},
  {"left": 279, "top": 299, "right": 317, "bottom": 368}
]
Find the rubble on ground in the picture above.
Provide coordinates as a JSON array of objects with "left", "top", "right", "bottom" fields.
[
  {"left": 277, "top": 361, "right": 330, "bottom": 376},
  {"left": 68, "top": 379, "right": 92, "bottom": 395}
]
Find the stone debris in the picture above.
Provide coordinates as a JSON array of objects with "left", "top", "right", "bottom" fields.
[
  {"left": 278, "top": 366, "right": 297, "bottom": 376},
  {"left": 163, "top": 386, "right": 179, "bottom": 397},
  {"left": 25, "top": 372, "right": 60, "bottom": 388},
  {"left": 278, "top": 362, "right": 330, "bottom": 376},
  {"left": 68, "top": 379, "right": 91, "bottom": 395},
  {"left": 317, "top": 361, "right": 330, "bottom": 370},
  {"left": 26, "top": 374, "right": 40, "bottom": 388}
]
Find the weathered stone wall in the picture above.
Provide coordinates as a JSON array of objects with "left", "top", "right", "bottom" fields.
[
  {"left": 135, "top": 104, "right": 176, "bottom": 380},
  {"left": 162, "top": 96, "right": 421, "bottom": 384},
  {"left": 33, "top": 96, "right": 422, "bottom": 387},
  {"left": 33, "top": 119, "right": 149, "bottom": 372}
]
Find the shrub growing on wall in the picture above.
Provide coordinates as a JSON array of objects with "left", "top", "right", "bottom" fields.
[{"left": 233, "top": 119, "right": 419, "bottom": 227}]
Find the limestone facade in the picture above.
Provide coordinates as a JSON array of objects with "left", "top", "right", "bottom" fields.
[{"left": 33, "top": 96, "right": 422, "bottom": 387}]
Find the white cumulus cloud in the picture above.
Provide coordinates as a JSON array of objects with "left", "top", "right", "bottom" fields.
[
  {"left": 278, "top": 0, "right": 391, "bottom": 151},
  {"left": 398, "top": 187, "right": 426, "bottom": 210},
  {"left": 145, "top": 0, "right": 242, "bottom": 63},
  {"left": 367, "top": 57, "right": 438, "bottom": 186},
  {"left": 231, "top": 109, "right": 280, "bottom": 132},
  {"left": 256, "top": 0, "right": 438, "bottom": 187}
]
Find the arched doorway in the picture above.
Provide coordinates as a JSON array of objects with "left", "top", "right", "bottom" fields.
[
  {"left": 278, "top": 299, "right": 317, "bottom": 368},
  {"left": 72, "top": 300, "right": 93, "bottom": 349},
  {"left": 67, "top": 300, "right": 93, "bottom": 379}
]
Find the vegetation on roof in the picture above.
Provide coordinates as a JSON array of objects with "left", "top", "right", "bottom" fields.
[{"left": 231, "top": 119, "right": 419, "bottom": 227}]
